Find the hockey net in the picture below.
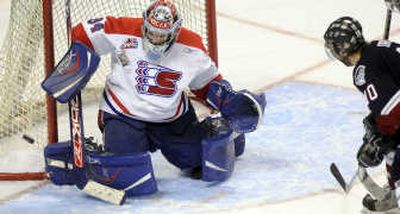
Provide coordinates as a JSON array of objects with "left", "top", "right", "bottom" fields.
[{"left": 0, "top": 0, "right": 217, "bottom": 180}]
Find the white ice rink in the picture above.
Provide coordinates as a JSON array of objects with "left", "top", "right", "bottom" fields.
[{"left": 1, "top": 0, "right": 400, "bottom": 213}]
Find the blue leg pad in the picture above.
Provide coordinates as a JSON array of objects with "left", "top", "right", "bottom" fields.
[
  {"left": 201, "top": 128, "right": 235, "bottom": 182},
  {"left": 44, "top": 141, "right": 79, "bottom": 185},
  {"left": 234, "top": 133, "right": 246, "bottom": 157},
  {"left": 87, "top": 152, "right": 157, "bottom": 197}
]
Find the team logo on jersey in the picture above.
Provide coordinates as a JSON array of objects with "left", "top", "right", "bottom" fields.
[
  {"left": 117, "top": 50, "right": 130, "bottom": 66},
  {"left": 120, "top": 38, "right": 138, "bottom": 50},
  {"left": 354, "top": 65, "right": 366, "bottom": 86},
  {"left": 135, "top": 60, "right": 182, "bottom": 97}
]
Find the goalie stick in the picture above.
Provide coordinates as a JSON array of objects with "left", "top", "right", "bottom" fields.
[{"left": 63, "top": 0, "right": 126, "bottom": 205}]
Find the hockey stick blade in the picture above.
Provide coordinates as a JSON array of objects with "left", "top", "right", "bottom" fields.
[
  {"left": 330, "top": 163, "right": 348, "bottom": 192},
  {"left": 384, "top": 8, "right": 392, "bottom": 40},
  {"left": 330, "top": 163, "right": 359, "bottom": 194},
  {"left": 82, "top": 180, "right": 127, "bottom": 205},
  {"left": 331, "top": 163, "right": 388, "bottom": 198}
]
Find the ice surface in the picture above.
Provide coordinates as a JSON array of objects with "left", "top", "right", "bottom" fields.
[
  {"left": 0, "top": 0, "right": 397, "bottom": 212},
  {"left": 0, "top": 82, "right": 377, "bottom": 213}
]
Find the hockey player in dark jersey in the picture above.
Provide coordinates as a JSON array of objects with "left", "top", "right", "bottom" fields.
[{"left": 324, "top": 16, "right": 400, "bottom": 211}]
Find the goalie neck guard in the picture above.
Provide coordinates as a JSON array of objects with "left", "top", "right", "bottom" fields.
[{"left": 142, "top": 0, "right": 183, "bottom": 61}]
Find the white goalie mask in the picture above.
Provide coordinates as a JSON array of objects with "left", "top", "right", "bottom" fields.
[{"left": 142, "top": 0, "right": 182, "bottom": 61}]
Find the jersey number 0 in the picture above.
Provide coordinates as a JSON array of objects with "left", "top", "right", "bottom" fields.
[{"left": 365, "top": 83, "right": 378, "bottom": 101}]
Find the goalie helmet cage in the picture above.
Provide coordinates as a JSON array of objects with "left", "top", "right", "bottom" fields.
[{"left": 0, "top": 0, "right": 217, "bottom": 181}]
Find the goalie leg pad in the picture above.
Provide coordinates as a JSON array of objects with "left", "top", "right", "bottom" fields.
[
  {"left": 87, "top": 152, "right": 157, "bottom": 197},
  {"left": 234, "top": 133, "right": 245, "bottom": 157},
  {"left": 44, "top": 141, "right": 81, "bottom": 185},
  {"left": 201, "top": 118, "right": 235, "bottom": 182}
]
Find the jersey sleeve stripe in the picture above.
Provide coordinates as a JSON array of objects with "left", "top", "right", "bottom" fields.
[
  {"left": 104, "top": 16, "right": 143, "bottom": 36},
  {"left": 72, "top": 23, "right": 94, "bottom": 49},
  {"left": 381, "top": 89, "right": 400, "bottom": 115}
]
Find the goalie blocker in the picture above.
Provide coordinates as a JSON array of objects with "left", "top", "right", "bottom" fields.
[{"left": 41, "top": 42, "right": 100, "bottom": 103}]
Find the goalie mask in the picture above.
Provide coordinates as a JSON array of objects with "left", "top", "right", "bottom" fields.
[
  {"left": 324, "top": 16, "right": 366, "bottom": 66},
  {"left": 142, "top": 0, "right": 182, "bottom": 61},
  {"left": 385, "top": 0, "right": 400, "bottom": 12}
]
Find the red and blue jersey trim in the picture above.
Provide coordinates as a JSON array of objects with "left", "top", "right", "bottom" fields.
[{"left": 103, "top": 88, "right": 188, "bottom": 122}]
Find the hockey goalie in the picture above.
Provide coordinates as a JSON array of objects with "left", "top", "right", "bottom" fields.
[{"left": 41, "top": 0, "right": 266, "bottom": 204}]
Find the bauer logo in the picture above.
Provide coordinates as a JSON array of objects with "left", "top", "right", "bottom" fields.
[{"left": 135, "top": 60, "right": 182, "bottom": 97}]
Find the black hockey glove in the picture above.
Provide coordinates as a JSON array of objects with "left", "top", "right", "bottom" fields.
[
  {"left": 357, "top": 114, "right": 394, "bottom": 168},
  {"left": 357, "top": 133, "right": 384, "bottom": 168}
]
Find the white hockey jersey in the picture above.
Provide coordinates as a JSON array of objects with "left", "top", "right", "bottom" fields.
[{"left": 72, "top": 16, "right": 220, "bottom": 122}]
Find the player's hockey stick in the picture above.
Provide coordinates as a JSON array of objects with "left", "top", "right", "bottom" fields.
[
  {"left": 384, "top": 8, "right": 393, "bottom": 40},
  {"left": 330, "top": 163, "right": 358, "bottom": 194},
  {"left": 357, "top": 166, "right": 387, "bottom": 200},
  {"left": 330, "top": 163, "right": 387, "bottom": 199}
]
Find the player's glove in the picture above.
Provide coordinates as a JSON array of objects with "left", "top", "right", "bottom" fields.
[
  {"left": 357, "top": 114, "right": 395, "bottom": 168},
  {"left": 357, "top": 132, "right": 385, "bottom": 168}
]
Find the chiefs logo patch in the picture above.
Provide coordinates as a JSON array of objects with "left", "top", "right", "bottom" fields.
[{"left": 135, "top": 60, "right": 182, "bottom": 97}]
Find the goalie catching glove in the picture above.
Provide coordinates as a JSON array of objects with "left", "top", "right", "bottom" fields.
[
  {"left": 42, "top": 42, "right": 100, "bottom": 103},
  {"left": 205, "top": 79, "right": 266, "bottom": 133}
]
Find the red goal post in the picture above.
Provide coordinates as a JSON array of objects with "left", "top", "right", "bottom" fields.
[{"left": 0, "top": 0, "right": 218, "bottom": 181}]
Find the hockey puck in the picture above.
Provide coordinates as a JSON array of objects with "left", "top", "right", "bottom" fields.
[{"left": 22, "top": 134, "right": 35, "bottom": 144}]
